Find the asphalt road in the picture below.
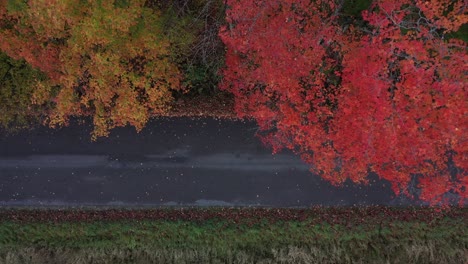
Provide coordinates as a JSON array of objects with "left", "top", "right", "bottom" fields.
[{"left": 0, "top": 117, "right": 421, "bottom": 207}]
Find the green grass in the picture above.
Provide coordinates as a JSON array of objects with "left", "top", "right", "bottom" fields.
[{"left": 0, "top": 207, "right": 467, "bottom": 263}]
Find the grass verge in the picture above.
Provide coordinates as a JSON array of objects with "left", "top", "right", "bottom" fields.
[{"left": 0, "top": 207, "right": 466, "bottom": 264}]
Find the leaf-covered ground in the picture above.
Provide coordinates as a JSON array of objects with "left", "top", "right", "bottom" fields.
[
  {"left": 165, "top": 92, "right": 236, "bottom": 119},
  {"left": 0, "top": 207, "right": 466, "bottom": 264}
]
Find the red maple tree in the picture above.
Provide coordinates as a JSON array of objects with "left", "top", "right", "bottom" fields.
[{"left": 219, "top": 0, "right": 467, "bottom": 205}]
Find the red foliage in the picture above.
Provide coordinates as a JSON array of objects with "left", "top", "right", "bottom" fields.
[
  {"left": 0, "top": 8, "right": 62, "bottom": 82},
  {"left": 219, "top": 0, "right": 467, "bottom": 205}
]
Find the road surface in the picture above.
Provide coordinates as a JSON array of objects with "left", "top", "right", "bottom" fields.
[{"left": 0, "top": 118, "right": 421, "bottom": 207}]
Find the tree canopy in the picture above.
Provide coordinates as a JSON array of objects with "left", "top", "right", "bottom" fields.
[
  {"left": 219, "top": 0, "right": 467, "bottom": 204},
  {"left": 0, "top": 51, "right": 50, "bottom": 131},
  {"left": 0, "top": 0, "right": 220, "bottom": 139}
]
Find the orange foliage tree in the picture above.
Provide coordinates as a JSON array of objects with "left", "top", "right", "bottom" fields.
[
  {"left": 0, "top": 0, "right": 62, "bottom": 81},
  {"left": 220, "top": 0, "right": 467, "bottom": 204},
  {"left": 0, "top": 0, "right": 183, "bottom": 139}
]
